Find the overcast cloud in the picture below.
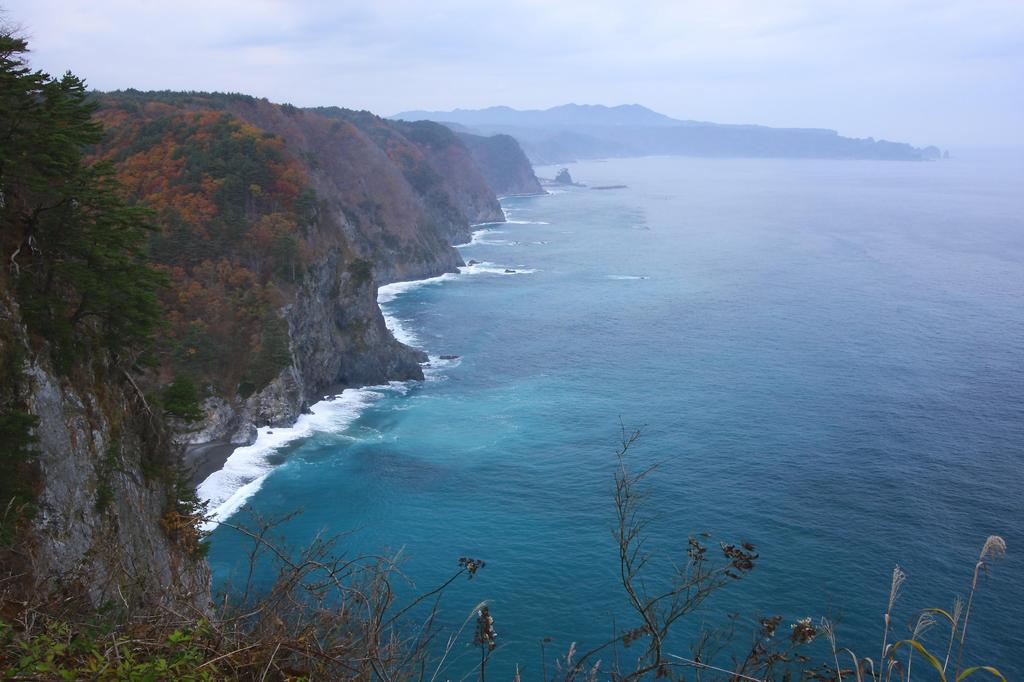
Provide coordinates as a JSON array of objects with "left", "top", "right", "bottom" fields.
[{"left": 4, "top": 0, "right": 1022, "bottom": 147}]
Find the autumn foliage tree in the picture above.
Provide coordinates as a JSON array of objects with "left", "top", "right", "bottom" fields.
[{"left": 91, "top": 93, "right": 317, "bottom": 396}]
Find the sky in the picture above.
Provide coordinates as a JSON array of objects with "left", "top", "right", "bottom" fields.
[{"left": 4, "top": 0, "right": 1022, "bottom": 148}]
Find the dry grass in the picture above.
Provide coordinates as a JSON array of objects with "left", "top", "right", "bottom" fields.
[{"left": 0, "top": 434, "right": 1011, "bottom": 681}]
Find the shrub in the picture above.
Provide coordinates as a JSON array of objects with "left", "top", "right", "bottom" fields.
[{"left": 161, "top": 376, "right": 204, "bottom": 422}]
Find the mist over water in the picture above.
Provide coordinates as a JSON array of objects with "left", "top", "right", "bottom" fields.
[{"left": 206, "top": 154, "right": 1024, "bottom": 676}]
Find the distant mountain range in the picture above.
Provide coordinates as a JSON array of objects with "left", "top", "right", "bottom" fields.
[{"left": 391, "top": 104, "right": 944, "bottom": 164}]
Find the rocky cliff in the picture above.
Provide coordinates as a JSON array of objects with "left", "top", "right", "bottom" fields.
[
  {"left": 0, "top": 292, "right": 210, "bottom": 611},
  {"left": 457, "top": 132, "right": 545, "bottom": 196},
  {"left": 310, "top": 108, "right": 507, "bottom": 229},
  {"left": 0, "top": 43, "right": 540, "bottom": 617},
  {"left": 93, "top": 91, "right": 539, "bottom": 448},
  {"left": 185, "top": 247, "right": 427, "bottom": 446}
]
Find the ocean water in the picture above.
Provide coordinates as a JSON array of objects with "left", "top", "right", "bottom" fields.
[{"left": 203, "top": 154, "right": 1024, "bottom": 678}]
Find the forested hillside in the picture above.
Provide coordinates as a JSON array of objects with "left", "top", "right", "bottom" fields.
[
  {"left": 92, "top": 95, "right": 314, "bottom": 400},
  {"left": 87, "top": 90, "right": 530, "bottom": 445},
  {"left": 0, "top": 24, "right": 1012, "bottom": 682},
  {"left": 0, "top": 32, "right": 539, "bottom": 607},
  {"left": 0, "top": 31, "right": 209, "bottom": 612}
]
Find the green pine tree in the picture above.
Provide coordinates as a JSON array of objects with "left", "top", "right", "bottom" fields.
[{"left": 1, "top": 32, "right": 166, "bottom": 368}]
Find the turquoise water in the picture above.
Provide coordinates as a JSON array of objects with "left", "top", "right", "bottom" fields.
[{"left": 206, "top": 155, "right": 1024, "bottom": 677}]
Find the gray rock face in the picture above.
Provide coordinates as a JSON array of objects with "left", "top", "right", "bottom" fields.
[
  {"left": 1, "top": 296, "right": 210, "bottom": 612},
  {"left": 182, "top": 239, "right": 438, "bottom": 447},
  {"left": 183, "top": 397, "right": 257, "bottom": 446},
  {"left": 288, "top": 249, "right": 427, "bottom": 392}
]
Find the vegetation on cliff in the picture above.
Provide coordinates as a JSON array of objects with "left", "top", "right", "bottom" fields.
[
  {"left": 456, "top": 131, "right": 545, "bottom": 197},
  {"left": 0, "top": 431, "right": 1009, "bottom": 680},
  {"left": 0, "top": 22, "right": 536, "bottom": 611},
  {"left": 0, "top": 36, "right": 164, "bottom": 369},
  {"left": 0, "top": 23, "right": 1009, "bottom": 682},
  {"left": 93, "top": 92, "right": 316, "bottom": 398},
  {"left": 0, "top": 31, "right": 166, "bottom": 535},
  {"left": 309, "top": 106, "right": 505, "bottom": 229},
  {"left": 0, "top": 341, "right": 37, "bottom": 544},
  {"left": 78, "top": 91, "right": 519, "bottom": 431},
  {"left": 1, "top": 27, "right": 209, "bottom": 612}
]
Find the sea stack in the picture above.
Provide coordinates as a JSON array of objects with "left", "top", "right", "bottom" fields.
[{"left": 554, "top": 168, "right": 575, "bottom": 185}]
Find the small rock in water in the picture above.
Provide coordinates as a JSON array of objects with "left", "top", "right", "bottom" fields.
[
  {"left": 554, "top": 168, "right": 575, "bottom": 185},
  {"left": 468, "top": 259, "right": 480, "bottom": 265},
  {"left": 504, "top": 268, "right": 516, "bottom": 273},
  {"left": 439, "top": 354, "right": 460, "bottom": 360}
]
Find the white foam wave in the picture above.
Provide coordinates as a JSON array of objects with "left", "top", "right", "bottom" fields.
[
  {"left": 383, "top": 311, "right": 418, "bottom": 346},
  {"left": 427, "top": 354, "right": 462, "bottom": 369},
  {"left": 455, "top": 228, "right": 505, "bottom": 248},
  {"left": 504, "top": 219, "right": 550, "bottom": 225},
  {"left": 460, "top": 262, "right": 536, "bottom": 275},
  {"left": 606, "top": 275, "right": 649, "bottom": 280},
  {"left": 423, "top": 353, "right": 461, "bottom": 382},
  {"left": 378, "top": 272, "right": 460, "bottom": 346},
  {"left": 198, "top": 202, "right": 542, "bottom": 527},
  {"left": 198, "top": 384, "right": 404, "bottom": 529},
  {"left": 377, "top": 272, "right": 458, "bottom": 303},
  {"left": 378, "top": 262, "right": 534, "bottom": 349}
]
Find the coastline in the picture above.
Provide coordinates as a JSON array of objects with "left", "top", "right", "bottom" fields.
[
  {"left": 187, "top": 275, "right": 463, "bottom": 525},
  {"left": 187, "top": 156, "right": 1024, "bottom": 673},
  {"left": 192, "top": 201, "right": 543, "bottom": 527}
]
